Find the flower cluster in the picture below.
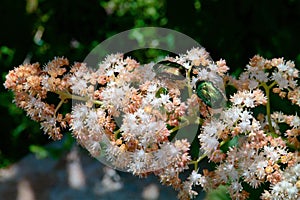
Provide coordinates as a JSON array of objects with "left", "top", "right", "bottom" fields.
[
  {"left": 271, "top": 112, "right": 300, "bottom": 149},
  {"left": 262, "top": 163, "right": 300, "bottom": 199},
  {"left": 4, "top": 58, "right": 71, "bottom": 139},
  {"left": 196, "top": 55, "right": 300, "bottom": 200},
  {"left": 4, "top": 48, "right": 299, "bottom": 200}
]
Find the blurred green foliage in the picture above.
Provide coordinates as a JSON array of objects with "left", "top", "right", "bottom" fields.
[
  {"left": 1, "top": 0, "right": 300, "bottom": 170},
  {"left": 205, "top": 185, "right": 231, "bottom": 200}
]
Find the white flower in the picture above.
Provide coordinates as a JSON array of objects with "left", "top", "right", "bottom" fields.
[
  {"left": 199, "top": 133, "right": 219, "bottom": 155},
  {"left": 256, "top": 160, "right": 268, "bottom": 169},
  {"left": 41, "top": 75, "right": 51, "bottom": 90},
  {"left": 272, "top": 72, "right": 289, "bottom": 89},
  {"left": 239, "top": 110, "right": 252, "bottom": 122},
  {"left": 239, "top": 120, "right": 251, "bottom": 132},
  {"left": 292, "top": 164, "right": 300, "bottom": 176},
  {"left": 153, "top": 147, "right": 171, "bottom": 168},
  {"left": 40, "top": 116, "right": 56, "bottom": 134},
  {"left": 147, "top": 84, "right": 157, "bottom": 92},
  {"left": 230, "top": 93, "right": 244, "bottom": 105},
  {"left": 136, "top": 149, "right": 146, "bottom": 160},
  {"left": 85, "top": 109, "right": 104, "bottom": 134},
  {"left": 277, "top": 63, "right": 289, "bottom": 72},
  {"left": 272, "top": 181, "right": 295, "bottom": 198},
  {"left": 291, "top": 114, "right": 300, "bottom": 128},
  {"left": 244, "top": 95, "right": 255, "bottom": 107},
  {"left": 70, "top": 104, "right": 90, "bottom": 139},
  {"left": 129, "top": 149, "right": 154, "bottom": 174},
  {"left": 189, "top": 170, "right": 202, "bottom": 185},
  {"left": 114, "top": 64, "right": 124, "bottom": 72},
  {"left": 223, "top": 106, "right": 242, "bottom": 125},
  {"left": 159, "top": 94, "right": 170, "bottom": 104},
  {"left": 101, "top": 83, "right": 132, "bottom": 110},
  {"left": 106, "top": 69, "right": 114, "bottom": 76},
  {"left": 105, "top": 144, "right": 132, "bottom": 170},
  {"left": 70, "top": 75, "right": 89, "bottom": 95},
  {"left": 286, "top": 186, "right": 298, "bottom": 199},
  {"left": 197, "top": 69, "right": 209, "bottom": 80},
  {"left": 255, "top": 71, "right": 269, "bottom": 82},
  {"left": 249, "top": 118, "right": 261, "bottom": 133},
  {"left": 231, "top": 181, "right": 243, "bottom": 193},
  {"left": 169, "top": 143, "right": 180, "bottom": 157},
  {"left": 202, "top": 122, "right": 218, "bottom": 136},
  {"left": 182, "top": 62, "right": 191, "bottom": 70},
  {"left": 264, "top": 146, "right": 281, "bottom": 162},
  {"left": 185, "top": 47, "right": 208, "bottom": 63},
  {"left": 248, "top": 79, "right": 259, "bottom": 89}
]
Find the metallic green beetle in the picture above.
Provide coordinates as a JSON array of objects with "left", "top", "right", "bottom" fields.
[
  {"left": 195, "top": 80, "right": 225, "bottom": 108},
  {"left": 153, "top": 60, "right": 225, "bottom": 108}
]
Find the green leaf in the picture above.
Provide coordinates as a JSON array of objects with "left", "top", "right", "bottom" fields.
[
  {"left": 206, "top": 185, "right": 231, "bottom": 200},
  {"left": 29, "top": 145, "right": 49, "bottom": 159},
  {"left": 220, "top": 135, "right": 240, "bottom": 153},
  {"left": 0, "top": 46, "right": 15, "bottom": 66},
  {"left": 29, "top": 137, "right": 74, "bottom": 160},
  {"left": 11, "top": 123, "right": 27, "bottom": 138},
  {"left": 189, "top": 124, "right": 201, "bottom": 159}
]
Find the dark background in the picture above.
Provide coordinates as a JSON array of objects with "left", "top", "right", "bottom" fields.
[{"left": 1, "top": 0, "right": 300, "bottom": 167}]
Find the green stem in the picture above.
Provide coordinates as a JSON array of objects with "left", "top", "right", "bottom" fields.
[
  {"left": 190, "top": 153, "right": 207, "bottom": 169},
  {"left": 169, "top": 114, "right": 204, "bottom": 135},
  {"left": 54, "top": 97, "right": 66, "bottom": 114},
  {"left": 189, "top": 140, "right": 227, "bottom": 170},
  {"left": 169, "top": 119, "right": 190, "bottom": 134},
  {"left": 55, "top": 90, "right": 103, "bottom": 105},
  {"left": 186, "top": 67, "right": 193, "bottom": 97},
  {"left": 261, "top": 82, "right": 275, "bottom": 133},
  {"left": 269, "top": 81, "right": 277, "bottom": 89}
]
